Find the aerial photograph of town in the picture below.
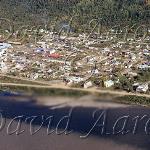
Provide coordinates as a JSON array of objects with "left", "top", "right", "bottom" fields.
[{"left": 0, "top": 0, "right": 149, "bottom": 149}]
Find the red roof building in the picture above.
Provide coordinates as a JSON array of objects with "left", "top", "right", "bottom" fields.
[{"left": 48, "top": 53, "right": 61, "bottom": 59}]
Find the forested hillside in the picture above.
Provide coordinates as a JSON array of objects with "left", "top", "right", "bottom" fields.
[{"left": 0, "top": 0, "right": 149, "bottom": 27}]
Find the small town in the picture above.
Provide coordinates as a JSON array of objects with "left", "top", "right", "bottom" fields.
[
  {"left": 0, "top": 26, "right": 150, "bottom": 94},
  {"left": 0, "top": 0, "right": 150, "bottom": 150}
]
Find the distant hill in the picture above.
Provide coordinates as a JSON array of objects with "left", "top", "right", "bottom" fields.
[{"left": 0, "top": 0, "right": 149, "bottom": 26}]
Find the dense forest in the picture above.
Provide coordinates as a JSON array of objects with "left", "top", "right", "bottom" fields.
[{"left": 0, "top": 0, "right": 149, "bottom": 28}]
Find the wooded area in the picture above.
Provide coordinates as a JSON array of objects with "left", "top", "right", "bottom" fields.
[{"left": 0, "top": 0, "right": 149, "bottom": 28}]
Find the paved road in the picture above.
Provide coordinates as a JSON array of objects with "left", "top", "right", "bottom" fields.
[{"left": 0, "top": 95, "right": 149, "bottom": 150}]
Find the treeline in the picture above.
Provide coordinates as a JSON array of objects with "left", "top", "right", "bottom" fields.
[{"left": 0, "top": 0, "right": 149, "bottom": 27}]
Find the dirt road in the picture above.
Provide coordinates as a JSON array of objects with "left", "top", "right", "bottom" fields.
[{"left": 0, "top": 82, "right": 150, "bottom": 98}]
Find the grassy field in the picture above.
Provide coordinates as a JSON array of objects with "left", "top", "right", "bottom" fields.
[
  {"left": 116, "top": 95, "right": 150, "bottom": 106},
  {"left": 0, "top": 85, "right": 89, "bottom": 97},
  {"left": 0, "top": 75, "right": 49, "bottom": 85}
]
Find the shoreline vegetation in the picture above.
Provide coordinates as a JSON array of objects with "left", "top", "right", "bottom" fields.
[{"left": 1, "top": 82, "right": 150, "bottom": 107}]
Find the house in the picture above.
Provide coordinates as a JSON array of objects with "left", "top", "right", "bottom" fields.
[
  {"left": 67, "top": 76, "right": 84, "bottom": 84},
  {"left": 104, "top": 80, "right": 114, "bottom": 88},
  {"left": 0, "top": 43, "right": 12, "bottom": 50},
  {"left": 0, "top": 49, "right": 6, "bottom": 56},
  {"left": 84, "top": 81, "right": 93, "bottom": 89},
  {"left": 143, "top": 49, "right": 150, "bottom": 56},
  {"left": 35, "top": 47, "right": 44, "bottom": 53},
  {"left": 136, "top": 83, "right": 149, "bottom": 93},
  {"left": 48, "top": 53, "right": 61, "bottom": 59},
  {"left": 0, "top": 61, "right": 8, "bottom": 73},
  {"left": 127, "top": 72, "right": 138, "bottom": 78},
  {"left": 138, "top": 64, "right": 150, "bottom": 70}
]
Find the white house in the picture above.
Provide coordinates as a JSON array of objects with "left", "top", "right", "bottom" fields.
[
  {"left": 136, "top": 83, "right": 149, "bottom": 93},
  {"left": 104, "top": 80, "right": 114, "bottom": 88}
]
